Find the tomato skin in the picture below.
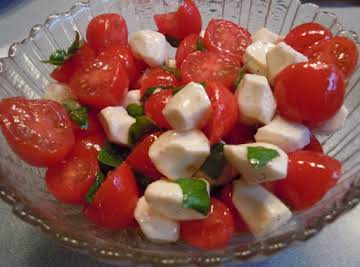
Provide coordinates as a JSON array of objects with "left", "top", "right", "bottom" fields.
[
  {"left": 223, "top": 122, "right": 255, "bottom": 145},
  {"left": 274, "top": 62, "right": 345, "bottom": 126},
  {"left": 0, "top": 97, "right": 75, "bottom": 167},
  {"left": 181, "top": 198, "right": 234, "bottom": 250},
  {"left": 175, "top": 34, "right": 204, "bottom": 68},
  {"left": 138, "top": 67, "right": 179, "bottom": 96},
  {"left": 144, "top": 89, "right": 173, "bottom": 129},
  {"left": 284, "top": 22, "right": 332, "bottom": 54},
  {"left": 72, "top": 132, "right": 105, "bottom": 158},
  {"left": 303, "top": 134, "right": 324, "bottom": 154},
  {"left": 86, "top": 13, "right": 128, "bottom": 53},
  {"left": 84, "top": 163, "right": 139, "bottom": 229}
]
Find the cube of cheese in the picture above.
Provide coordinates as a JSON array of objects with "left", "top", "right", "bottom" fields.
[
  {"left": 99, "top": 106, "right": 135, "bottom": 146},
  {"left": 313, "top": 106, "right": 348, "bottom": 136},
  {"left": 163, "top": 82, "right": 212, "bottom": 131},
  {"left": 44, "top": 83, "right": 76, "bottom": 103},
  {"left": 149, "top": 130, "right": 210, "bottom": 180},
  {"left": 121, "top": 90, "right": 141, "bottom": 108},
  {"left": 244, "top": 41, "right": 275, "bottom": 76},
  {"left": 252, "top": 27, "right": 282, "bottom": 44},
  {"left": 235, "top": 74, "right": 276, "bottom": 125},
  {"left": 224, "top": 142, "right": 288, "bottom": 183},
  {"left": 232, "top": 179, "right": 292, "bottom": 236},
  {"left": 134, "top": 197, "right": 180, "bottom": 243},
  {"left": 255, "top": 115, "right": 311, "bottom": 152},
  {"left": 165, "top": 58, "right": 177, "bottom": 69}
]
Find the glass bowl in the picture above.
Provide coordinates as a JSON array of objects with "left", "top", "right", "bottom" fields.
[{"left": 0, "top": 0, "right": 360, "bottom": 265}]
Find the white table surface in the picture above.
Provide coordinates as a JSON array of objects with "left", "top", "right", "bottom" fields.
[{"left": 1, "top": 1, "right": 360, "bottom": 266}]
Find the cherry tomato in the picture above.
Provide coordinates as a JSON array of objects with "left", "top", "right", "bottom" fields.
[
  {"left": 84, "top": 163, "right": 139, "bottom": 229},
  {"left": 181, "top": 198, "right": 234, "bottom": 250},
  {"left": 71, "top": 110, "right": 103, "bottom": 134},
  {"left": 86, "top": 13, "right": 128, "bottom": 53},
  {"left": 272, "top": 151, "right": 341, "bottom": 211},
  {"left": 138, "top": 67, "right": 179, "bottom": 96},
  {"left": 70, "top": 56, "right": 129, "bottom": 109},
  {"left": 144, "top": 89, "right": 173, "bottom": 129},
  {"left": 274, "top": 62, "right": 345, "bottom": 126},
  {"left": 71, "top": 132, "right": 106, "bottom": 158},
  {"left": 204, "top": 19, "right": 252, "bottom": 61},
  {"left": 284, "top": 22, "right": 332, "bottom": 54},
  {"left": 304, "top": 36, "right": 359, "bottom": 79},
  {"left": 223, "top": 122, "right": 255, "bottom": 145},
  {"left": 175, "top": 34, "right": 204, "bottom": 68},
  {"left": 203, "top": 82, "right": 238, "bottom": 144},
  {"left": 303, "top": 134, "right": 324, "bottom": 154},
  {"left": 181, "top": 51, "right": 241, "bottom": 88},
  {"left": 0, "top": 97, "right": 75, "bottom": 167}
]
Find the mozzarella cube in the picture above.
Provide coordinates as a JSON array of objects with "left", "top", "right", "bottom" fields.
[
  {"left": 145, "top": 180, "right": 209, "bottom": 220},
  {"left": 244, "top": 41, "right": 275, "bottom": 76},
  {"left": 194, "top": 163, "right": 239, "bottom": 186},
  {"left": 266, "top": 42, "right": 308, "bottom": 84},
  {"left": 149, "top": 130, "right": 210, "bottom": 180},
  {"left": 163, "top": 82, "right": 212, "bottom": 131},
  {"left": 232, "top": 180, "right": 292, "bottom": 236},
  {"left": 44, "top": 83, "right": 76, "bottom": 103},
  {"left": 252, "top": 28, "right": 282, "bottom": 44},
  {"left": 134, "top": 197, "right": 180, "bottom": 243},
  {"left": 165, "top": 58, "right": 177, "bottom": 69},
  {"left": 224, "top": 143, "right": 288, "bottom": 183},
  {"left": 121, "top": 90, "right": 141, "bottom": 108},
  {"left": 313, "top": 106, "right": 348, "bottom": 136},
  {"left": 99, "top": 106, "right": 135, "bottom": 146},
  {"left": 235, "top": 74, "right": 276, "bottom": 125},
  {"left": 129, "top": 30, "right": 169, "bottom": 67},
  {"left": 255, "top": 115, "right": 311, "bottom": 152}
]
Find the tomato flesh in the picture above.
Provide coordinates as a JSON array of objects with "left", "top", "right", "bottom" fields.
[
  {"left": 175, "top": 34, "right": 204, "bottom": 68},
  {"left": 144, "top": 89, "right": 173, "bottom": 129},
  {"left": 138, "top": 67, "right": 179, "bottom": 96},
  {"left": 303, "top": 134, "right": 324, "bottom": 154},
  {"left": 72, "top": 132, "right": 105, "bottom": 158},
  {"left": 223, "top": 122, "right": 255, "bottom": 145}
]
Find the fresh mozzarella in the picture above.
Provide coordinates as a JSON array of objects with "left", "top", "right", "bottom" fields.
[
  {"left": 244, "top": 41, "right": 275, "bottom": 76},
  {"left": 134, "top": 197, "right": 180, "bottom": 243},
  {"left": 255, "top": 115, "right": 311, "bottom": 152},
  {"left": 252, "top": 27, "right": 281, "bottom": 44},
  {"left": 235, "top": 74, "right": 276, "bottom": 125},
  {"left": 44, "top": 83, "right": 76, "bottom": 103},
  {"left": 224, "top": 143, "right": 288, "bottom": 183},
  {"left": 200, "top": 30, "right": 206, "bottom": 38},
  {"left": 149, "top": 130, "right": 210, "bottom": 180},
  {"left": 99, "top": 106, "right": 135, "bottom": 146},
  {"left": 144, "top": 180, "right": 210, "bottom": 220},
  {"left": 232, "top": 180, "right": 292, "bottom": 236},
  {"left": 194, "top": 164, "right": 239, "bottom": 186},
  {"left": 121, "top": 90, "right": 141, "bottom": 108},
  {"left": 129, "top": 30, "right": 169, "bottom": 67},
  {"left": 163, "top": 82, "right": 212, "bottom": 131},
  {"left": 165, "top": 58, "right": 177, "bottom": 69},
  {"left": 266, "top": 42, "right": 308, "bottom": 84},
  {"left": 313, "top": 106, "right": 349, "bottom": 135}
]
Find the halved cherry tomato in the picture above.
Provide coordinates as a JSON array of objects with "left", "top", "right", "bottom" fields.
[
  {"left": 303, "top": 134, "right": 324, "bottom": 154},
  {"left": 284, "top": 22, "right": 332, "bottom": 54},
  {"left": 72, "top": 132, "right": 106, "bottom": 158},
  {"left": 71, "top": 110, "right": 103, "bottom": 134},
  {"left": 181, "top": 51, "right": 241, "bottom": 88},
  {"left": 204, "top": 19, "right": 252, "bottom": 61},
  {"left": 70, "top": 56, "right": 129, "bottom": 109},
  {"left": 138, "top": 67, "right": 179, "bottom": 96},
  {"left": 176, "top": 34, "right": 204, "bottom": 68},
  {"left": 84, "top": 163, "right": 139, "bottom": 229},
  {"left": 144, "top": 89, "right": 173, "bottom": 129},
  {"left": 272, "top": 151, "right": 341, "bottom": 211},
  {"left": 203, "top": 82, "right": 238, "bottom": 144},
  {"left": 0, "top": 97, "right": 75, "bottom": 167},
  {"left": 86, "top": 13, "right": 128, "bottom": 53},
  {"left": 304, "top": 36, "right": 359, "bottom": 79},
  {"left": 274, "top": 62, "right": 345, "bottom": 126},
  {"left": 223, "top": 122, "right": 255, "bottom": 145},
  {"left": 181, "top": 198, "right": 234, "bottom": 250}
]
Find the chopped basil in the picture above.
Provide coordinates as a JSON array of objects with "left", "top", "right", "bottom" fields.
[
  {"left": 165, "top": 35, "right": 181, "bottom": 48},
  {"left": 161, "top": 65, "right": 181, "bottom": 79},
  {"left": 126, "top": 103, "right": 144, "bottom": 118},
  {"left": 62, "top": 99, "right": 88, "bottom": 129},
  {"left": 141, "top": 87, "right": 158, "bottom": 102},
  {"left": 200, "top": 143, "right": 226, "bottom": 180},
  {"left": 128, "top": 116, "right": 157, "bottom": 145},
  {"left": 85, "top": 171, "right": 105, "bottom": 204},
  {"left": 247, "top": 146, "right": 280, "bottom": 169},
  {"left": 196, "top": 38, "right": 206, "bottom": 51},
  {"left": 98, "top": 142, "right": 130, "bottom": 168},
  {"left": 134, "top": 171, "right": 153, "bottom": 192},
  {"left": 233, "top": 67, "right": 246, "bottom": 89},
  {"left": 199, "top": 81, "right": 206, "bottom": 88},
  {"left": 141, "top": 85, "right": 183, "bottom": 102}
]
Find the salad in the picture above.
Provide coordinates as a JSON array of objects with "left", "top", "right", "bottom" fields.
[{"left": 0, "top": 0, "right": 358, "bottom": 250}]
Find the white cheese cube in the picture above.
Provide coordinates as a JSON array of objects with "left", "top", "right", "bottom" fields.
[
  {"left": 313, "top": 106, "right": 348, "bottom": 136},
  {"left": 99, "top": 106, "right": 135, "bottom": 146},
  {"left": 163, "top": 82, "right": 212, "bottom": 131},
  {"left": 129, "top": 30, "right": 169, "bottom": 67},
  {"left": 200, "top": 30, "right": 206, "bottom": 38},
  {"left": 244, "top": 41, "right": 275, "bottom": 76},
  {"left": 235, "top": 74, "right": 276, "bottom": 125},
  {"left": 121, "top": 90, "right": 141, "bottom": 108},
  {"left": 224, "top": 142, "right": 288, "bottom": 183},
  {"left": 255, "top": 115, "right": 311, "bottom": 152},
  {"left": 149, "top": 130, "right": 210, "bottom": 180},
  {"left": 134, "top": 197, "right": 180, "bottom": 243},
  {"left": 44, "top": 83, "right": 76, "bottom": 103},
  {"left": 145, "top": 180, "right": 209, "bottom": 220},
  {"left": 252, "top": 28, "right": 282, "bottom": 44},
  {"left": 266, "top": 42, "right": 308, "bottom": 84},
  {"left": 165, "top": 58, "right": 177, "bottom": 69},
  {"left": 232, "top": 179, "right": 292, "bottom": 236}
]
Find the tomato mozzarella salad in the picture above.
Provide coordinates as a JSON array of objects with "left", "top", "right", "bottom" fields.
[{"left": 0, "top": 0, "right": 358, "bottom": 250}]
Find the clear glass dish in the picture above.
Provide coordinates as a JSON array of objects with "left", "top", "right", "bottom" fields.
[{"left": 0, "top": 0, "right": 359, "bottom": 265}]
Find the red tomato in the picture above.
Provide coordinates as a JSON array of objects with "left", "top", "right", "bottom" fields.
[
  {"left": 138, "top": 67, "right": 179, "bottom": 96},
  {"left": 272, "top": 151, "right": 341, "bottom": 211},
  {"left": 126, "top": 132, "right": 163, "bottom": 179},
  {"left": 86, "top": 13, "right": 128, "bottom": 53},
  {"left": 284, "top": 22, "right": 332, "bottom": 54},
  {"left": 45, "top": 154, "right": 99, "bottom": 205},
  {"left": 70, "top": 56, "right": 129, "bottom": 109},
  {"left": 71, "top": 110, "right": 103, "bottom": 134},
  {"left": 304, "top": 36, "right": 359, "bottom": 79},
  {"left": 0, "top": 97, "right": 75, "bottom": 167},
  {"left": 181, "top": 198, "right": 234, "bottom": 250},
  {"left": 84, "top": 163, "right": 139, "bottom": 229},
  {"left": 72, "top": 132, "right": 105, "bottom": 158},
  {"left": 223, "top": 122, "right": 255, "bottom": 145},
  {"left": 51, "top": 42, "right": 96, "bottom": 84},
  {"left": 181, "top": 51, "right": 241, "bottom": 88},
  {"left": 204, "top": 19, "right": 252, "bottom": 61},
  {"left": 176, "top": 34, "right": 204, "bottom": 68},
  {"left": 303, "top": 134, "right": 324, "bottom": 154},
  {"left": 144, "top": 89, "right": 173, "bottom": 129},
  {"left": 274, "top": 62, "right": 345, "bottom": 126},
  {"left": 203, "top": 82, "right": 238, "bottom": 144}
]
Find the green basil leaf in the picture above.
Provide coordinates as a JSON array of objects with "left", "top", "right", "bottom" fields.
[
  {"left": 175, "top": 178, "right": 210, "bottom": 215},
  {"left": 141, "top": 87, "right": 158, "bottom": 102},
  {"left": 200, "top": 143, "right": 226, "bottom": 179},
  {"left": 127, "top": 103, "right": 144, "bottom": 118},
  {"left": 98, "top": 142, "right": 130, "bottom": 168},
  {"left": 196, "top": 38, "right": 206, "bottom": 51},
  {"left": 161, "top": 65, "right": 181, "bottom": 79},
  {"left": 199, "top": 81, "right": 206, "bottom": 88},
  {"left": 85, "top": 171, "right": 105, "bottom": 204},
  {"left": 62, "top": 99, "right": 88, "bottom": 129},
  {"left": 165, "top": 35, "right": 181, "bottom": 48},
  {"left": 233, "top": 67, "right": 246, "bottom": 89},
  {"left": 134, "top": 171, "right": 153, "bottom": 192},
  {"left": 128, "top": 116, "right": 157, "bottom": 145},
  {"left": 247, "top": 146, "right": 280, "bottom": 169},
  {"left": 67, "top": 31, "right": 81, "bottom": 56}
]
